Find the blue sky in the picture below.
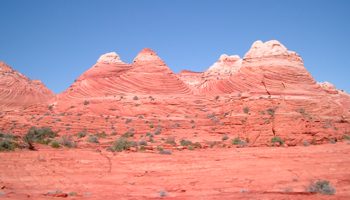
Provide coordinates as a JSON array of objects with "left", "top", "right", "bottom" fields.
[{"left": 1, "top": 0, "right": 349, "bottom": 94}]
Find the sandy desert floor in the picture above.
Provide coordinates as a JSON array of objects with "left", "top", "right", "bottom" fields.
[{"left": 1, "top": 140, "right": 350, "bottom": 200}]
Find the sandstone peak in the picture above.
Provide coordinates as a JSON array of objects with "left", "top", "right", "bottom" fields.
[
  {"left": 218, "top": 54, "right": 241, "bottom": 63},
  {"left": 0, "top": 61, "right": 15, "bottom": 73},
  {"left": 319, "top": 81, "right": 336, "bottom": 90},
  {"left": 202, "top": 54, "right": 242, "bottom": 80},
  {"left": 133, "top": 48, "right": 162, "bottom": 62},
  {"left": 243, "top": 40, "right": 301, "bottom": 60},
  {"left": 97, "top": 52, "right": 123, "bottom": 63}
]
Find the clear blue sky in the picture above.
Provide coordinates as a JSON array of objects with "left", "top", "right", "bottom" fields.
[{"left": 1, "top": 0, "right": 349, "bottom": 94}]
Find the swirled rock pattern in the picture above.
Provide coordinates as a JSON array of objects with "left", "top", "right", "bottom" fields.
[
  {"left": 1, "top": 40, "right": 349, "bottom": 148},
  {"left": 1, "top": 40, "right": 350, "bottom": 199},
  {"left": 0, "top": 62, "right": 55, "bottom": 109}
]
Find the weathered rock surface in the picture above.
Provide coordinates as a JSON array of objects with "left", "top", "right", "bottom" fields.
[
  {"left": 319, "top": 81, "right": 350, "bottom": 111},
  {"left": 0, "top": 62, "right": 55, "bottom": 109},
  {"left": 1, "top": 40, "right": 349, "bottom": 147},
  {"left": 1, "top": 39, "right": 350, "bottom": 199},
  {"left": 0, "top": 141, "right": 349, "bottom": 199}
]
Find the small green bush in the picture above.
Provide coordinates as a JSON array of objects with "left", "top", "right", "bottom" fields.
[
  {"left": 344, "top": 135, "right": 350, "bottom": 140},
  {"left": 140, "top": 146, "right": 146, "bottom": 151},
  {"left": 149, "top": 124, "right": 154, "bottom": 128},
  {"left": 271, "top": 136, "right": 283, "bottom": 146},
  {"left": 139, "top": 140, "right": 148, "bottom": 146},
  {"left": 222, "top": 135, "right": 229, "bottom": 141},
  {"left": 23, "top": 126, "right": 56, "bottom": 143},
  {"left": 192, "top": 142, "right": 201, "bottom": 148},
  {"left": 187, "top": 146, "right": 195, "bottom": 150},
  {"left": 243, "top": 107, "right": 249, "bottom": 114},
  {"left": 121, "top": 132, "right": 134, "bottom": 138},
  {"left": 113, "top": 137, "right": 135, "bottom": 152},
  {"left": 165, "top": 138, "right": 176, "bottom": 145},
  {"left": 60, "top": 135, "right": 75, "bottom": 148},
  {"left": 246, "top": 138, "right": 250, "bottom": 143},
  {"left": 180, "top": 139, "right": 192, "bottom": 146},
  {"left": 0, "top": 139, "right": 15, "bottom": 151},
  {"left": 159, "top": 150, "right": 172, "bottom": 155},
  {"left": 51, "top": 141, "right": 60, "bottom": 148},
  {"left": 156, "top": 146, "right": 163, "bottom": 151},
  {"left": 77, "top": 131, "right": 87, "bottom": 139},
  {"left": 232, "top": 137, "right": 242, "bottom": 145},
  {"left": 307, "top": 180, "right": 336, "bottom": 195},
  {"left": 68, "top": 191, "right": 78, "bottom": 196},
  {"left": 86, "top": 135, "right": 99, "bottom": 143},
  {"left": 35, "top": 138, "right": 52, "bottom": 145}
]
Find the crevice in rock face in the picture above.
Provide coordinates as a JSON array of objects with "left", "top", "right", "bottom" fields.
[
  {"left": 97, "top": 149, "right": 113, "bottom": 172},
  {"left": 261, "top": 80, "right": 270, "bottom": 96}
]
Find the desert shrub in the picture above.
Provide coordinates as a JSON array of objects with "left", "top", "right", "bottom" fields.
[
  {"left": 307, "top": 180, "right": 336, "bottom": 195},
  {"left": 95, "top": 132, "right": 108, "bottom": 138},
  {"left": 299, "top": 108, "right": 306, "bottom": 114},
  {"left": 232, "top": 137, "right": 242, "bottom": 145},
  {"left": 344, "top": 135, "right": 350, "bottom": 140},
  {"left": 133, "top": 96, "right": 138, "bottom": 100},
  {"left": 206, "top": 113, "right": 215, "bottom": 118},
  {"left": 154, "top": 128, "right": 161, "bottom": 135},
  {"left": 106, "top": 147, "right": 114, "bottom": 152},
  {"left": 140, "top": 146, "right": 146, "bottom": 151},
  {"left": 111, "top": 131, "right": 117, "bottom": 136},
  {"left": 187, "top": 146, "right": 195, "bottom": 150},
  {"left": 121, "top": 132, "right": 134, "bottom": 138},
  {"left": 271, "top": 136, "right": 284, "bottom": 146},
  {"left": 159, "top": 150, "right": 172, "bottom": 155},
  {"left": 139, "top": 140, "right": 148, "bottom": 146},
  {"left": 77, "top": 131, "right": 87, "bottom": 139},
  {"left": 156, "top": 146, "right": 163, "bottom": 151},
  {"left": 35, "top": 138, "right": 52, "bottom": 145},
  {"left": 165, "top": 138, "right": 176, "bottom": 145},
  {"left": 60, "top": 135, "right": 75, "bottom": 148},
  {"left": 113, "top": 137, "right": 134, "bottom": 152},
  {"left": 190, "top": 120, "right": 195, "bottom": 124},
  {"left": 243, "top": 107, "right": 249, "bottom": 114},
  {"left": 240, "top": 189, "right": 247, "bottom": 193},
  {"left": 2, "top": 132, "right": 14, "bottom": 140},
  {"left": 0, "top": 140, "right": 15, "bottom": 151},
  {"left": 23, "top": 126, "right": 55, "bottom": 144},
  {"left": 83, "top": 100, "right": 90, "bottom": 105},
  {"left": 125, "top": 118, "right": 132, "bottom": 124},
  {"left": 180, "top": 139, "right": 192, "bottom": 146},
  {"left": 68, "top": 191, "right": 78, "bottom": 196},
  {"left": 303, "top": 141, "right": 309, "bottom": 146},
  {"left": 86, "top": 135, "right": 99, "bottom": 143},
  {"left": 239, "top": 141, "right": 247, "bottom": 147},
  {"left": 330, "top": 138, "right": 336, "bottom": 144},
  {"left": 246, "top": 138, "right": 250, "bottom": 143},
  {"left": 158, "top": 190, "right": 168, "bottom": 197},
  {"left": 51, "top": 141, "right": 60, "bottom": 148},
  {"left": 267, "top": 108, "right": 275, "bottom": 116},
  {"left": 192, "top": 142, "right": 201, "bottom": 148},
  {"left": 222, "top": 135, "right": 229, "bottom": 141},
  {"left": 210, "top": 142, "right": 214, "bottom": 148},
  {"left": 149, "top": 124, "right": 154, "bottom": 128},
  {"left": 215, "top": 95, "right": 219, "bottom": 100}
]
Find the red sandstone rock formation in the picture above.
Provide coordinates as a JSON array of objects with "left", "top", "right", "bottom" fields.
[
  {"left": 319, "top": 81, "right": 350, "bottom": 111},
  {"left": 0, "top": 40, "right": 349, "bottom": 147},
  {"left": 0, "top": 61, "right": 55, "bottom": 109}
]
